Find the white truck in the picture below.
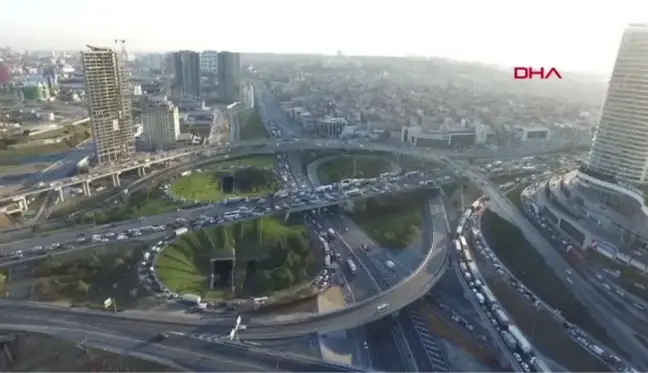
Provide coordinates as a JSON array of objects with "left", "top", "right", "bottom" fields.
[
  {"left": 181, "top": 293, "right": 202, "bottom": 305},
  {"left": 174, "top": 227, "right": 189, "bottom": 236},
  {"left": 589, "top": 344, "right": 605, "bottom": 356}
]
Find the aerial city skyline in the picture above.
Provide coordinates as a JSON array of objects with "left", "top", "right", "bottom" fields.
[{"left": 0, "top": 18, "right": 646, "bottom": 373}]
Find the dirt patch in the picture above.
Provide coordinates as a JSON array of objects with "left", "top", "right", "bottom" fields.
[
  {"left": 1, "top": 331, "right": 176, "bottom": 372},
  {"left": 318, "top": 286, "right": 345, "bottom": 312},
  {"left": 0, "top": 184, "right": 23, "bottom": 198},
  {"left": 0, "top": 213, "right": 15, "bottom": 229}
]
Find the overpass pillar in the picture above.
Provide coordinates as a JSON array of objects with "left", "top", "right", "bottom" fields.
[
  {"left": 112, "top": 173, "right": 121, "bottom": 187},
  {"left": 57, "top": 188, "right": 64, "bottom": 202},
  {"left": 83, "top": 181, "right": 91, "bottom": 196}
]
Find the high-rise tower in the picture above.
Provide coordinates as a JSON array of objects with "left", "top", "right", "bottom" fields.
[
  {"left": 173, "top": 51, "right": 201, "bottom": 97},
  {"left": 217, "top": 51, "right": 241, "bottom": 103},
  {"left": 586, "top": 24, "right": 648, "bottom": 184},
  {"left": 81, "top": 45, "right": 135, "bottom": 164}
]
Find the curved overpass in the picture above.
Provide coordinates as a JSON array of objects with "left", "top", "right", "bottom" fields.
[
  {"left": 1, "top": 139, "right": 454, "bottom": 204},
  {"left": 240, "top": 242, "right": 449, "bottom": 339},
  {"left": 0, "top": 140, "right": 453, "bottom": 340}
]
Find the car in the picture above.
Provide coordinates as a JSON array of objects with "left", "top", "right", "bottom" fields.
[
  {"left": 150, "top": 332, "right": 170, "bottom": 343},
  {"left": 376, "top": 303, "right": 390, "bottom": 311}
]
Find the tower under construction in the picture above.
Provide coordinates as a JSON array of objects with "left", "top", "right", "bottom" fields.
[{"left": 81, "top": 44, "right": 135, "bottom": 164}]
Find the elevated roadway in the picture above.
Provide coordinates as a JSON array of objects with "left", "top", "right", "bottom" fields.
[
  {"left": 0, "top": 321, "right": 362, "bottom": 372},
  {"left": 0, "top": 217, "right": 448, "bottom": 340},
  {"left": 0, "top": 137, "right": 584, "bottom": 206},
  {"left": 0, "top": 172, "right": 452, "bottom": 260},
  {"left": 460, "top": 167, "right": 648, "bottom": 369}
]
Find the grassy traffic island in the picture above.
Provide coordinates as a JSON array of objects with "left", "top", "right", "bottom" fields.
[
  {"left": 155, "top": 217, "right": 318, "bottom": 300},
  {"left": 239, "top": 109, "right": 269, "bottom": 140},
  {"left": 78, "top": 187, "right": 180, "bottom": 225},
  {"left": 350, "top": 190, "right": 431, "bottom": 250},
  {"left": 169, "top": 167, "right": 278, "bottom": 203},
  {"left": 317, "top": 155, "right": 393, "bottom": 183},
  {"left": 9, "top": 243, "right": 161, "bottom": 310}
]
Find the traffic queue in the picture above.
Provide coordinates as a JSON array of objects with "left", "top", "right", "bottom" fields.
[{"left": 454, "top": 201, "right": 551, "bottom": 373}]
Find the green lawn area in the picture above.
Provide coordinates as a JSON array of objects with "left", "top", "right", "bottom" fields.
[
  {"left": 87, "top": 188, "right": 180, "bottom": 225},
  {"left": 317, "top": 155, "right": 392, "bottom": 183},
  {"left": 156, "top": 218, "right": 314, "bottom": 299},
  {"left": 0, "top": 143, "right": 71, "bottom": 160},
  {"left": 238, "top": 109, "right": 269, "bottom": 140},
  {"left": 351, "top": 190, "right": 429, "bottom": 249},
  {"left": 480, "top": 187, "right": 622, "bottom": 355},
  {"left": 169, "top": 168, "right": 278, "bottom": 202},
  {"left": 29, "top": 244, "right": 153, "bottom": 309},
  {"left": 170, "top": 172, "right": 224, "bottom": 202}
]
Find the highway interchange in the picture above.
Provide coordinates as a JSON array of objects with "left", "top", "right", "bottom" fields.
[
  {"left": 0, "top": 83, "right": 456, "bottom": 372},
  {"left": 0, "top": 81, "right": 634, "bottom": 372},
  {"left": 458, "top": 165, "right": 648, "bottom": 371}
]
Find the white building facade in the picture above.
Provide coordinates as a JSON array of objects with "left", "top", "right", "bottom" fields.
[
  {"left": 141, "top": 100, "right": 180, "bottom": 149},
  {"left": 586, "top": 24, "right": 648, "bottom": 184}
]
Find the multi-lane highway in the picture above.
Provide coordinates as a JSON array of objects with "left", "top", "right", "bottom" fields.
[
  {"left": 461, "top": 167, "right": 648, "bottom": 369},
  {"left": 0, "top": 172, "right": 450, "bottom": 262},
  {"left": 0, "top": 318, "right": 360, "bottom": 372},
  {"left": 0, "top": 84, "right": 475, "bottom": 372}
]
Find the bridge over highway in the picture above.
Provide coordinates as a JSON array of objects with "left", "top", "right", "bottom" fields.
[{"left": 0, "top": 137, "right": 582, "bottom": 208}]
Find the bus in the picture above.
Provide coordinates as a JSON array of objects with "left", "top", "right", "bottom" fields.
[{"left": 347, "top": 259, "right": 357, "bottom": 275}]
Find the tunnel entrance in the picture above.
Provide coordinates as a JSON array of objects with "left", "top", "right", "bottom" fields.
[
  {"left": 211, "top": 259, "right": 233, "bottom": 288},
  {"left": 221, "top": 175, "right": 235, "bottom": 193},
  {"left": 210, "top": 257, "right": 265, "bottom": 296}
]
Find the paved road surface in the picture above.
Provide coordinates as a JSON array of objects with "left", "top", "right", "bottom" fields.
[{"left": 465, "top": 169, "right": 648, "bottom": 369}]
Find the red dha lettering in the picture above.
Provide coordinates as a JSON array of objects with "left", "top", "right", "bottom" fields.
[{"left": 513, "top": 67, "right": 563, "bottom": 80}]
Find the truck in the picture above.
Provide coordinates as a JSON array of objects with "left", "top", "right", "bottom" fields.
[
  {"left": 475, "top": 293, "right": 485, "bottom": 304},
  {"left": 324, "top": 255, "right": 331, "bottom": 268},
  {"left": 467, "top": 262, "right": 479, "bottom": 277},
  {"left": 482, "top": 286, "right": 497, "bottom": 305},
  {"left": 459, "top": 262, "right": 468, "bottom": 272},
  {"left": 494, "top": 308, "right": 511, "bottom": 326},
  {"left": 531, "top": 357, "right": 552, "bottom": 373},
  {"left": 225, "top": 197, "right": 244, "bottom": 204},
  {"left": 463, "top": 272, "right": 473, "bottom": 281},
  {"left": 174, "top": 227, "right": 189, "bottom": 236},
  {"left": 385, "top": 260, "right": 395, "bottom": 270},
  {"left": 508, "top": 325, "right": 532, "bottom": 353},
  {"left": 501, "top": 330, "right": 517, "bottom": 349},
  {"left": 589, "top": 344, "right": 605, "bottom": 356},
  {"left": 327, "top": 228, "right": 336, "bottom": 239},
  {"left": 181, "top": 293, "right": 202, "bottom": 305}
]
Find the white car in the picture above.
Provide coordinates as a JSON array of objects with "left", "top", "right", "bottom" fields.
[{"left": 377, "top": 303, "right": 390, "bottom": 311}]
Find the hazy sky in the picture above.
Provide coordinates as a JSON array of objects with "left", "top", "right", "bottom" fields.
[{"left": 2, "top": 0, "right": 646, "bottom": 74}]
